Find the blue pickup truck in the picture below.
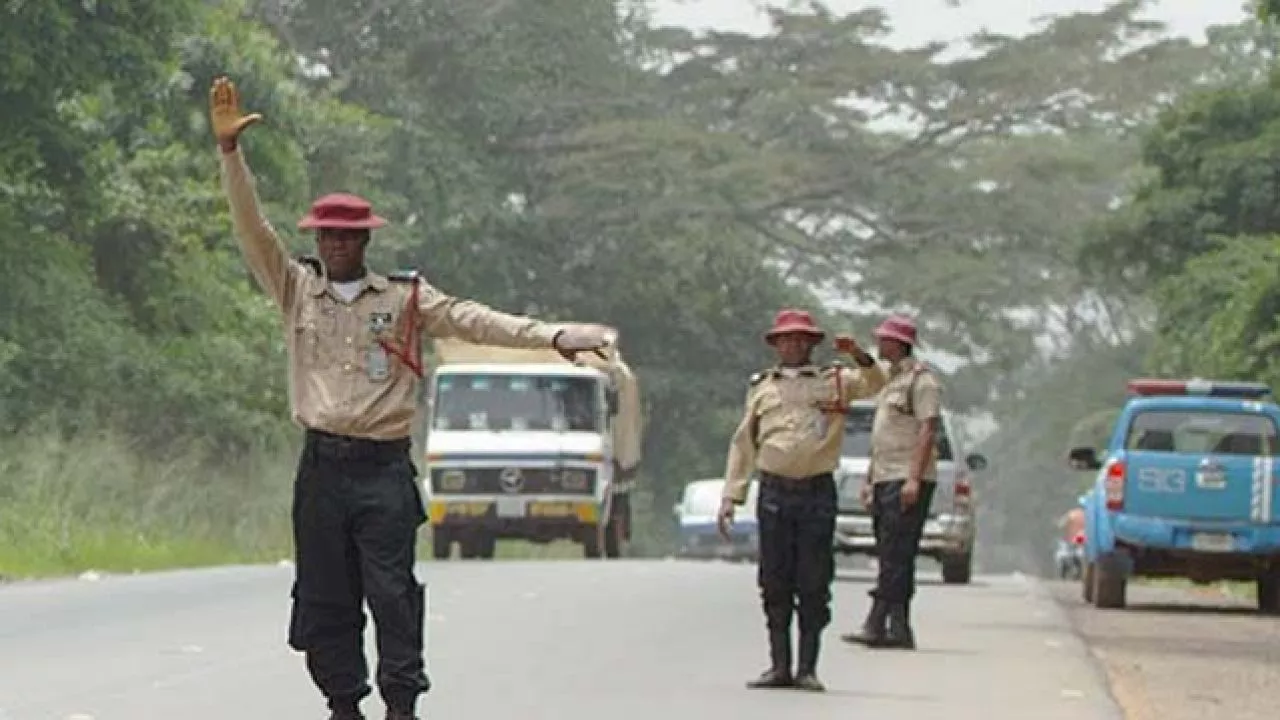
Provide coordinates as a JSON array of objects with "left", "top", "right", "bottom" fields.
[{"left": 1067, "top": 378, "right": 1280, "bottom": 613}]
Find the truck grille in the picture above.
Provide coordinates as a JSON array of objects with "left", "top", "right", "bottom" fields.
[{"left": 430, "top": 467, "right": 597, "bottom": 495}]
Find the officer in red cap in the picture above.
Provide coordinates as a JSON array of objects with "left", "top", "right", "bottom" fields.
[
  {"left": 841, "top": 314, "right": 942, "bottom": 650},
  {"left": 210, "top": 76, "right": 612, "bottom": 720},
  {"left": 718, "top": 309, "right": 886, "bottom": 692}
]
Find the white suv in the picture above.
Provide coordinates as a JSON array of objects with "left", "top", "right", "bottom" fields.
[{"left": 832, "top": 400, "right": 987, "bottom": 584}]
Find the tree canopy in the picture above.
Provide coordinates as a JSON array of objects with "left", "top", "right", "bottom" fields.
[{"left": 1, "top": 0, "right": 1273, "bottom": 571}]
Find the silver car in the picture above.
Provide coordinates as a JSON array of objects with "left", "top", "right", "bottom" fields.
[{"left": 832, "top": 400, "right": 988, "bottom": 584}]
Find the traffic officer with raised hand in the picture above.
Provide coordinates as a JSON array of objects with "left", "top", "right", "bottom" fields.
[
  {"left": 209, "top": 76, "right": 612, "bottom": 720},
  {"left": 841, "top": 315, "right": 941, "bottom": 651},
  {"left": 718, "top": 309, "right": 887, "bottom": 692}
]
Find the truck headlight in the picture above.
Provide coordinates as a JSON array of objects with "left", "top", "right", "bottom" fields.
[
  {"left": 560, "top": 469, "right": 588, "bottom": 491},
  {"left": 440, "top": 469, "right": 467, "bottom": 491}
]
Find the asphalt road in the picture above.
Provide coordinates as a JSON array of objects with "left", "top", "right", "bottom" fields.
[
  {"left": 1049, "top": 579, "right": 1280, "bottom": 720},
  {"left": 0, "top": 561, "right": 1121, "bottom": 720}
]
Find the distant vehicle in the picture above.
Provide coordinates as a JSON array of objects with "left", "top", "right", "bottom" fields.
[
  {"left": 832, "top": 399, "right": 988, "bottom": 584},
  {"left": 421, "top": 336, "right": 643, "bottom": 560},
  {"left": 1068, "top": 378, "right": 1280, "bottom": 613},
  {"left": 673, "top": 478, "right": 759, "bottom": 562}
]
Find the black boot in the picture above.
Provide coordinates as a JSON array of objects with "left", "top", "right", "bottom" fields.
[
  {"left": 882, "top": 602, "right": 916, "bottom": 650},
  {"left": 327, "top": 699, "right": 364, "bottom": 720},
  {"left": 840, "top": 597, "right": 889, "bottom": 646},
  {"left": 746, "top": 630, "right": 793, "bottom": 688},
  {"left": 793, "top": 632, "right": 825, "bottom": 692}
]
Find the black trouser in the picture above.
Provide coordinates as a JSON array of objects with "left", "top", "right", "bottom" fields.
[
  {"left": 288, "top": 429, "right": 430, "bottom": 713},
  {"left": 870, "top": 479, "right": 937, "bottom": 604},
  {"left": 756, "top": 472, "right": 837, "bottom": 669}
]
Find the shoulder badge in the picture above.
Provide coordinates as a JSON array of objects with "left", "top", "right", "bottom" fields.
[
  {"left": 749, "top": 371, "right": 767, "bottom": 386},
  {"left": 387, "top": 269, "right": 420, "bottom": 283},
  {"left": 295, "top": 255, "right": 323, "bottom": 276}
]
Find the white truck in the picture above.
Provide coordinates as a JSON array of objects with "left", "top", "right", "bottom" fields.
[{"left": 421, "top": 334, "right": 643, "bottom": 560}]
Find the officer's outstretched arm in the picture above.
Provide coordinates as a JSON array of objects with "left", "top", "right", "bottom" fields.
[
  {"left": 722, "top": 388, "right": 760, "bottom": 505},
  {"left": 219, "top": 149, "right": 304, "bottom": 312},
  {"left": 839, "top": 361, "right": 888, "bottom": 403},
  {"left": 413, "top": 280, "right": 561, "bottom": 349}
]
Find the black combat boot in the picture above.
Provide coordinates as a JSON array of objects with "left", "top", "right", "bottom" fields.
[
  {"left": 327, "top": 700, "right": 364, "bottom": 720},
  {"left": 793, "top": 633, "right": 825, "bottom": 692},
  {"left": 840, "top": 598, "right": 889, "bottom": 646},
  {"left": 881, "top": 602, "right": 916, "bottom": 650},
  {"left": 746, "top": 631, "right": 794, "bottom": 689}
]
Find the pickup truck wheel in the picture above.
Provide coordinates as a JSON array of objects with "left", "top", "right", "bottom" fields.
[
  {"left": 1082, "top": 562, "right": 1095, "bottom": 603},
  {"left": 431, "top": 528, "right": 453, "bottom": 561},
  {"left": 1092, "top": 553, "right": 1127, "bottom": 609},
  {"left": 1257, "top": 568, "right": 1280, "bottom": 614},
  {"left": 941, "top": 553, "right": 972, "bottom": 584}
]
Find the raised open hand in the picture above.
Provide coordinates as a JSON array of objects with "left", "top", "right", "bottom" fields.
[{"left": 209, "top": 76, "right": 263, "bottom": 149}]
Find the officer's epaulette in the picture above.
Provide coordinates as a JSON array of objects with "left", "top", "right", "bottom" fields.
[
  {"left": 749, "top": 370, "right": 769, "bottom": 386},
  {"left": 387, "top": 269, "right": 420, "bottom": 283},
  {"left": 295, "top": 255, "right": 323, "bottom": 275}
]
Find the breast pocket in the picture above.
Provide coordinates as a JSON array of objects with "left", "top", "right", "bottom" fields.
[
  {"left": 295, "top": 305, "right": 336, "bottom": 366},
  {"left": 882, "top": 388, "right": 911, "bottom": 415}
]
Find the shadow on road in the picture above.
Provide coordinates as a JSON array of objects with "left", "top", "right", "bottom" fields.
[
  {"left": 1119, "top": 602, "right": 1261, "bottom": 617},
  {"left": 833, "top": 571, "right": 989, "bottom": 589}
]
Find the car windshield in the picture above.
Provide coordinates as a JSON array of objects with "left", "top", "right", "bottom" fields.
[
  {"left": 1125, "top": 410, "right": 1278, "bottom": 456},
  {"left": 841, "top": 405, "right": 954, "bottom": 460},
  {"left": 432, "top": 373, "right": 601, "bottom": 432}
]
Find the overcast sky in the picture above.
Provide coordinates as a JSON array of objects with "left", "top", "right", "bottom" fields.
[{"left": 649, "top": 0, "right": 1251, "bottom": 44}]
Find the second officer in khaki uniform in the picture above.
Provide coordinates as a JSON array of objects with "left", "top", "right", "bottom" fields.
[
  {"left": 717, "top": 309, "right": 887, "bottom": 692},
  {"left": 211, "top": 77, "right": 611, "bottom": 720},
  {"left": 842, "top": 315, "right": 941, "bottom": 650}
]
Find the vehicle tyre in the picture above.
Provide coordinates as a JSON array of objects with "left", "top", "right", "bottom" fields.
[
  {"left": 941, "top": 552, "right": 972, "bottom": 585},
  {"left": 431, "top": 527, "right": 453, "bottom": 561},
  {"left": 1081, "top": 562, "right": 1095, "bottom": 603},
  {"left": 459, "top": 532, "right": 490, "bottom": 560},
  {"left": 476, "top": 532, "right": 497, "bottom": 560},
  {"left": 603, "top": 521, "right": 623, "bottom": 559},
  {"left": 582, "top": 526, "right": 602, "bottom": 559},
  {"left": 1257, "top": 567, "right": 1280, "bottom": 615},
  {"left": 1092, "top": 552, "right": 1127, "bottom": 609}
]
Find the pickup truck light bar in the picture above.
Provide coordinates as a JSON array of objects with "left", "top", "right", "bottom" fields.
[{"left": 1126, "top": 378, "right": 1272, "bottom": 399}]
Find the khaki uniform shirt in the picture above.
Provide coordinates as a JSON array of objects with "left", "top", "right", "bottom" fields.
[
  {"left": 869, "top": 358, "right": 942, "bottom": 484},
  {"left": 220, "top": 149, "right": 562, "bottom": 441},
  {"left": 722, "top": 362, "right": 888, "bottom": 503}
]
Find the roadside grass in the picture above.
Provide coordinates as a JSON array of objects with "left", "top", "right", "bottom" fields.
[
  {"left": 0, "top": 428, "right": 296, "bottom": 580},
  {"left": 0, "top": 428, "right": 664, "bottom": 580}
]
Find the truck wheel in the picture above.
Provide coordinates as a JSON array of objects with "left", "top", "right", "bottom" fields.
[
  {"left": 604, "top": 523, "right": 623, "bottom": 559},
  {"left": 582, "top": 527, "right": 602, "bottom": 559},
  {"left": 459, "top": 533, "right": 486, "bottom": 559},
  {"left": 1257, "top": 567, "right": 1280, "bottom": 614},
  {"left": 1081, "top": 562, "right": 1095, "bottom": 602},
  {"left": 941, "top": 552, "right": 972, "bottom": 585},
  {"left": 431, "top": 528, "right": 453, "bottom": 560},
  {"left": 1092, "top": 553, "right": 1127, "bottom": 609}
]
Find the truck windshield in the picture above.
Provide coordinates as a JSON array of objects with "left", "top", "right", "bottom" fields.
[
  {"left": 1125, "top": 410, "right": 1278, "bottom": 456},
  {"left": 432, "top": 373, "right": 601, "bottom": 432},
  {"left": 840, "top": 405, "right": 954, "bottom": 460}
]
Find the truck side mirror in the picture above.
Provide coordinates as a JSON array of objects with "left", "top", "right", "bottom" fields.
[
  {"left": 605, "top": 388, "right": 619, "bottom": 416},
  {"left": 1067, "top": 447, "right": 1102, "bottom": 471}
]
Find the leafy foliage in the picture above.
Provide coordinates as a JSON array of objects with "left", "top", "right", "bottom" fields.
[{"left": 1, "top": 0, "right": 1270, "bottom": 572}]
